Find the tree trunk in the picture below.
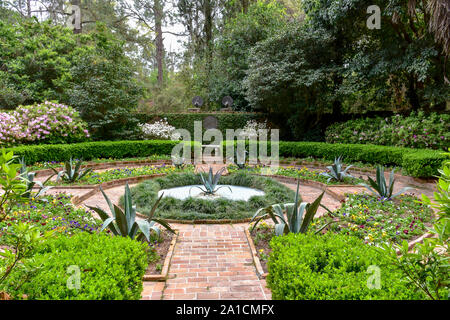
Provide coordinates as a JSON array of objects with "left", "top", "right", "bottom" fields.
[
  {"left": 26, "top": 0, "right": 31, "bottom": 17},
  {"left": 154, "top": 0, "right": 165, "bottom": 88}
]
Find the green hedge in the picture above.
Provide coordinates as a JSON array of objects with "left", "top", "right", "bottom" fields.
[
  {"left": 267, "top": 233, "right": 424, "bottom": 300},
  {"left": 6, "top": 140, "right": 188, "bottom": 164},
  {"left": 136, "top": 112, "right": 264, "bottom": 137},
  {"left": 5, "top": 233, "right": 148, "bottom": 300},
  {"left": 223, "top": 140, "right": 446, "bottom": 177},
  {"left": 6, "top": 140, "right": 445, "bottom": 177}
]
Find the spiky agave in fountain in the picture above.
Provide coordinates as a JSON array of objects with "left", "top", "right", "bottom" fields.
[{"left": 191, "top": 167, "right": 231, "bottom": 196}]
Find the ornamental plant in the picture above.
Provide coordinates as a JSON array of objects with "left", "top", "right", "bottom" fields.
[
  {"left": 88, "top": 183, "right": 175, "bottom": 242},
  {"left": 0, "top": 102, "right": 90, "bottom": 146},
  {"left": 325, "top": 112, "right": 450, "bottom": 150},
  {"left": 139, "top": 118, "right": 181, "bottom": 140},
  {"left": 250, "top": 180, "right": 327, "bottom": 236},
  {"left": 359, "top": 166, "right": 412, "bottom": 200}
]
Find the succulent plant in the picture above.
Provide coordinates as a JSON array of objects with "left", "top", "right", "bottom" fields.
[
  {"left": 191, "top": 167, "right": 231, "bottom": 195},
  {"left": 87, "top": 183, "right": 174, "bottom": 241},
  {"left": 359, "top": 165, "right": 412, "bottom": 200},
  {"left": 250, "top": 180, "right": 330, "bottom": 236},
  {"left": 51, "top": 158, "right": 93, "bottom": 183},
  {"left": 320, "top": 156, "right": 353, "bottom": 183}
]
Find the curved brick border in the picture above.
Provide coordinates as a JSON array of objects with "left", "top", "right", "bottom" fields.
[
  {"left": 143, "top": 231, "right": 179, "bottom": 282},
  {"left": 34, "top": 159, "right": 171, "bottom": 177},
  {"left": 245, "top": 228, "right": 268, "bottom": 279}
]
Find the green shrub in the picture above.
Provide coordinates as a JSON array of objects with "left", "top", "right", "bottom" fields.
[
  {"left": 7, "top": 140, "right": 186, "bottom": 164},
  {"left": 325, "top": 112, "right": 450, "bottom": 150},
  {"left": 7, "top": 140, "right": 445, "bottom": 178},
  {"left": 267, "top": 233, "right": 424, "bottom": 300},
  {"left": 5, "top": 233, "right": 148, "bottom": 300}
]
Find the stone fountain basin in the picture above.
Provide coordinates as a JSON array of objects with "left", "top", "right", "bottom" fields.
[{"left": 158, "top": 185, "right": 265, "bottom": 201}]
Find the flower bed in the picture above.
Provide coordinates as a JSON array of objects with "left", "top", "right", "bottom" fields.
[
  {"left": 48, "top": 164, "right": 193, "bottom": 186},
  {"left": 28, "top": 155, "right": 171, "bottom": 172},
  {"left": 233, "top": 165, "right": 365, "bottom": 185},
  {"left": 0, "top": 193, "right": 100, "bottom": 236},
  {"left": 314, "top": 193, "right": 435, "bottom": 245}
]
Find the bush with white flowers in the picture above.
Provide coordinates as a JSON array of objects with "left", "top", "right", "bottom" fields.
[
  {"left": 240, "top": 120, "right": 270, "bottom": 139},
  {"left": 139, "top": 119, "right": 181, "bottom": 140}
]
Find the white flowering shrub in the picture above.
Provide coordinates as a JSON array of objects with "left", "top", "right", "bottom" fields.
[
  {"left": 240, "top": 120, "right": 270, "bottom": 139},
  {"left": 139, "top": 119, "right": 181, "bottom": 140}
]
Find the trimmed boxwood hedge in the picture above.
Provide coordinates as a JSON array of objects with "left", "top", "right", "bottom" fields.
[
  {"left": 223, "top": 140, "right": 446, "bottom": 178},
  {"left": 3, "top": 233, "right": 149, "bottom": 300},
  {"left": 267, "top": 233, "right": 424, "bottom": 300},
  {"left": 6, "top": 140, "right": 445, "bottom": 177},
  {"left": 6, "top": 140, "right": 190, "bottom": 164}
]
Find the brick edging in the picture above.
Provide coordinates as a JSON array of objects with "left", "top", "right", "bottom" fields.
[
  {"left": 143, "top": 230, "right": 179, "bottom": 282},
  {"left": 244, "top": 228, "right": 268, "bottom": 279},
  {"left": 34, "top": 160, "right": 171, "bottom": 177}
]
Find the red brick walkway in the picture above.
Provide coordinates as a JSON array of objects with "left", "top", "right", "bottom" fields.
[{"left": 162, "top": 224, "right": 270, "bottom": 300}]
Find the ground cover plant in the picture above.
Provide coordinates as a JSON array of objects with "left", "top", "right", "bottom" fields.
[
  {"left": 27, "top": 155, "right": 172, "bottom": 171},
  {"left": 126, "top": 171, "right": 295, "bottom": 220},
  {"left": 267, "top": 233, "right": 425, "bottom": 300},
  {"left": 314, "top": 193, "right": 434, "bottom": 245}
]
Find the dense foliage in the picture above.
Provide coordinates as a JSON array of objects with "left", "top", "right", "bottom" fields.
[
  {"left": 326, "top": 112, "right": 450, "bottom": 150},
  {"left": 2, "top": 233, "right": 148, "bottom": 300},
  {"left": 0, "top": 20, "right": 142, "bottom": 140},
  {"left": 267, "top": 233, "right": 424, "bottom": 300}
]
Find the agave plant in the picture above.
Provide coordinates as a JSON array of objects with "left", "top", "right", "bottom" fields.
[
  {"left": 250, "top": 180, "right": 330, "bottom": 236},
  {"left": 191, "top": 167, "right": 231, "bottom": 195},
  {"left": 320, "top": 156, "right": 353, "bottom": 183},
  {"left": 18, "top": 158, "right": 53, "bottom": 199},
  {"left": 51, "top": 158, "right": 93, "bottom": 183},
  {"left": 359, "top": 166, "right": 412, "bottom": 200},
  {"left": 87, "top": 183, "right": 174, "bottom": 242}
]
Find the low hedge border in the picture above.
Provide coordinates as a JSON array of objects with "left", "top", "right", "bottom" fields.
[
  {"left": 224, "top": 140, "right": 446, "bottom": 178},
  {"left": 7, "top": 140, "right": 446, "bottom": 177}
]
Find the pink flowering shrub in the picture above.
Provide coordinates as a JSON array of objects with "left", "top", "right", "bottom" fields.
[
  {"left": 0, "top": 101, "right": 90, "bottom": 146},
  {"left": 325, "top": 112, "right": 449, "bottom": 150}
]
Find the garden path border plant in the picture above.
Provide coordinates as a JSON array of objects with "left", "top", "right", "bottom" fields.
[{"left": 143, "top": 230, "right": 179, "bottom": 282}]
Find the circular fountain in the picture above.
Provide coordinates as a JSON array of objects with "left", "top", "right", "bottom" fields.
[{"left": 158, "top": 185, "right": 265, "bottom": 201}]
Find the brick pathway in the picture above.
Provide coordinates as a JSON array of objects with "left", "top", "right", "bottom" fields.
[{"left": 162, "top": 224, "right": 270, "bottom": 300}]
